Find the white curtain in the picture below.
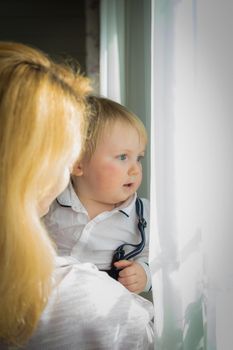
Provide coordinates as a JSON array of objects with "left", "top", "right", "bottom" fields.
[{"left": 150, "top": 0, "right": 233, "bottom": 349}]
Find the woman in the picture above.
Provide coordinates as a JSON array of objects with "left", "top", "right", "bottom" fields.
[{"left": 0, "top": 41, "right": 154, "bottom": 349}]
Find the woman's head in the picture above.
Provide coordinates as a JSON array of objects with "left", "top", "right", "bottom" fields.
[
  {"left": 0, "top": 41, "right": 91, "bottom": 346},
  {"left": 0, "top": 41, "right": 91, "bottom": 216}
]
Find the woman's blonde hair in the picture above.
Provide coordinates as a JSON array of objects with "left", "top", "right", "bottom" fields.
[
  {"left": 0, "top": 41, "right": 91, "bottom": 346},
  {"left": 78, "top": 96, "right": 148, "bottom": 162}
]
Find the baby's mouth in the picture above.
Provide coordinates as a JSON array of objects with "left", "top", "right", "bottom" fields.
[{"left": 123, "top": 183, "right": 133, "bottom": 187}]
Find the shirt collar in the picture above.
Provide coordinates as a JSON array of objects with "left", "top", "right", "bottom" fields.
[
  {"left": 56, "top": 181, "right": 87, "bottom": 214},
  {"left": 115, "top": 192, "right": 137, "bottom": 217},
  {"left": 57, "top": 181, "right": 137, "bottom": 217}
]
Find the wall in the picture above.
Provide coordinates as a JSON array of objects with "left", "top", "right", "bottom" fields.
[
  {"left": 100, "top": 0, "right": 151, "bottom": 199},
  {"left": 124, "top": 0, "right": 151, "bottom": 199},
  {"left": 0, "top": 0, "right": 87, "bottom": 73}
]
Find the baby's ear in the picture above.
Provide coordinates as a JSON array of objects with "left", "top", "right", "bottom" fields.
[{"left": 72, "top": 160, "right": 84, "bottom": 176}]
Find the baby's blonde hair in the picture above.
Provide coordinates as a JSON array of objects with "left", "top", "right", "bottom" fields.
[
  {"left": 0, "top": 41, "right": 91, "bottom": 346},
  {"left": 78, "top": 96, "right": 148, "bottom": 162}
]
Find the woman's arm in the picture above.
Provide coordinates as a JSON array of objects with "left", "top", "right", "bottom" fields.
[{"left": 26, "top": 261, "right": 155, "bottom": 350}]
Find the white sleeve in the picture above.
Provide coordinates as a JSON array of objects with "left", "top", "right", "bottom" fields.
[{"left": 26, "top": 261, "right": 155, "bottom": 350}]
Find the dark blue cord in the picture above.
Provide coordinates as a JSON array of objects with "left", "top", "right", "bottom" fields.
[{"left": 109, "top": 197, "right": 147, "bottom": 279}]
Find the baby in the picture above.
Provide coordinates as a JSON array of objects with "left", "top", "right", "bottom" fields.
[{"left": 44, "top": 96, "right": 151, "bottom": 293}]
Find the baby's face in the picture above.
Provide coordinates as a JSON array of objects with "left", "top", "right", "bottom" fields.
[{"left": 80, "top": 121, "right": 146, "bottom": 205}]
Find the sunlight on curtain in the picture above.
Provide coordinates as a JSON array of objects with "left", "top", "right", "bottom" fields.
[{"left": 150, "top": 0, "right": 233, "bottom": 349}]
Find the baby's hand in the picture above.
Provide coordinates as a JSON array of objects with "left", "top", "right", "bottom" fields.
[{"left": 114, "top": 260, "right": 147, "bottom": 294}]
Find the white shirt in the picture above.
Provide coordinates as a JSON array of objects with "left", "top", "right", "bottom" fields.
[
  {"left": 44, "top": 182, "right": 151, "bottom": 291},
  {"left": 1, "top": 257, "right": 155, "bottom": 349}
]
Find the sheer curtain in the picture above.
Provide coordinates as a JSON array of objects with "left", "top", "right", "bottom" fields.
[{"left": 150, "top": 0, "right": 233, "bottom": 349}]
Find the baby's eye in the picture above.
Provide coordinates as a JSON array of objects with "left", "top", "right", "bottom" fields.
[
  {"left": 137, "top": 155, "right": 144, "bottom": 162},
  {"left": 117, "top": 154, "right": 127, "bottom": 161}
]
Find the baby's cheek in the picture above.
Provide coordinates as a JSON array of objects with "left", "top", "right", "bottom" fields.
[
  {"left": 102, "top": 163, "right": 120, "bottom": 175},
  {"left": 97, "top": 164, "right": 123, "bottom": 188}
]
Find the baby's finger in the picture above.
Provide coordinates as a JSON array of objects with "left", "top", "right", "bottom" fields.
[
  {"left": 118, "top": 275, "right": 137, "bottom": 286},
  {"left": 118, "top": 266, "right": 135, "bottom": 278},
  {"left": 114, "top": 260, "right": 132, "bottom": 269},
  {"left": 119, "top": 280, "right": 139, "bottom": 293}
]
